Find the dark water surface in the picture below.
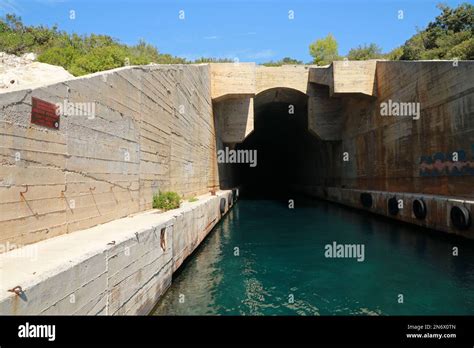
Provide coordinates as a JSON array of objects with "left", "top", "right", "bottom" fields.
[{"left": 152, "top": 198, "right": 474, "bottom": 315}]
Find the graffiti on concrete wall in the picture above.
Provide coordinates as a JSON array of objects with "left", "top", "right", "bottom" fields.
[{"left": 419, "top": 145, "right": 474, "bottom": 176}]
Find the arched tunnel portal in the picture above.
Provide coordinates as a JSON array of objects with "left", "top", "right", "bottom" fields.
[{"left": 232, "top": 87, "right": 321, "bottom": 198}]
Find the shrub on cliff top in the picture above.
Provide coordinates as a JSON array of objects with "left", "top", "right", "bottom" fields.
[{"left": 0, "top": 14, "right": 185, "bottom": 76}]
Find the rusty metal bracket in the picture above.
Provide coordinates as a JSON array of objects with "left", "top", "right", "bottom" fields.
[
  {"left": 20, "top": 185, "right": 28, "bottom": 197},
  {"left": 8, "top": 285, "right": 23, "bottom": 296}
]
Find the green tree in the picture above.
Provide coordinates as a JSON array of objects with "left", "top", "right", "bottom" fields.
[
  {"left": 37, "top": 46, "right": 79, "bottom": 70},
  {"left": 448, "top": 36, "right": 474, "bottom": 59},
  {"left": 400, "top": 31, "right": 425, "bottom": 60},
  {"left": 68, "top": 45, "right": 127, "bottom": 75},
  {"left": 347, "top": 43, "right": 383, "bottom": 60},
  {"left": 0, "top": 14, "right": 59, "bottom": 55},
  {"left": 385, "top": 46, "right": 404, "bottom": 60},
  {"left": 309, "top": 33, "right": 339, "bottom": 65},
  {"left": 400, "top": 3, "right": 474, "bottom": 60}
]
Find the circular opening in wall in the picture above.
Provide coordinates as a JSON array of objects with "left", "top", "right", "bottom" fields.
[
  {"left": 413, "top": 198, "right": 427, "bottom": 220},
  {"left": 219, "top": 197, "right": 226, "bottom": 214},
  {"left": 360, "top": 193, "right": 373, "bottom": 208},
  {"left": 388, "top": 196, "right": 399, "bottom": 216},
  {"left": 450, "top": 205, "right": 471, "bottom": 230}
]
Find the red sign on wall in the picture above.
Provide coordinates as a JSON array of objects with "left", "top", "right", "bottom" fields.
[{"left": 31, "top": 97, "right": 60, "bottom": 130}]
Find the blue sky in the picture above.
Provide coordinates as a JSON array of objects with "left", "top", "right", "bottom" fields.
[{"left": 0, "top": 0, "right": 467, "bottom": 63}]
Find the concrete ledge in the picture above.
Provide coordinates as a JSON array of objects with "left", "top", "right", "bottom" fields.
[
  {"left": 0, "top": 190, "right": 233, "bottom": 315},
  {"left": 309, "top": 61, "right": 377, "bottom": 97},
  {"left": 298, "top": 185, "right": 474, "bottom": 239},
  {"left": 210, "top": 63, "right": 310, "bottom": 100}
]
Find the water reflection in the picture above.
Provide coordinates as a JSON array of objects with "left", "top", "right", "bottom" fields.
[{"left": 152, "top": 197, "right": 474, "bottom": 316}]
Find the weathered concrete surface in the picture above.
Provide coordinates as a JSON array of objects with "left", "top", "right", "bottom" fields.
[
  {"left": 210, "top": 63, "right": 311, "bottom": 144},
  {"left": 210, "top": 63, "right": 311, "bottom": 100},
  {"left": 0, "top": 190, "right": 232, "bottom": 315},
  {"left": 299, "top": 61, "right": 474, "bottom": 192},
  {"left": 255, "top": 65, "right": 310, "bottom": 95},
  {"left": 0, "top": 64, "right": 219, "bottom": 248},
  {"left": 338, "top": 61, "right": 474, "bottom": 197},
  {"left": 296, "top": 60, "right": 474, "bottom": 237},
  {"left": 309, "top": 60, "right": 377, "bottom": 97},
  {"left": 210, "top": 63, "right": 256, "bottom": 100},
  {"left": 211, "top": 62, "right": 376, "bottom": 144},
  {"left": 213, "top": 94, "right": 254, "bottom": 143},
  {"left": 307, "top": 84, "right": 343, "bottom": 140}
]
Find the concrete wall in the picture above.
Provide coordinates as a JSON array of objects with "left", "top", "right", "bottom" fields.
[
  {"left": 300, "top": 61, "right": 474, "bottom": 194},
  {"left": 309, "top": 61, "right": 377, "bottom": 97},
  {"left": 210, "top": 63, "right": 310, "bottom": 100},
  {"left": 210, "top": 63, "right": 311, "bottom": 144},
  {"left": 338, "top": 61, "right": 474, "bottom": 196},
  {"left": 255, "top": 65, "right": 310, "bottom": 95},
  {"left": 213, "top": 94, "right": 254, "bottom": 143},
  {"left": 298, "top": 60, "right": 474, "bottom": 238},
  {"left": 210, "top": 63, "right": 256, "bottom": 100},
  {"left": 0, "top": 65, "right": 219, "bottom": 250},
  {"left": 0, "top": 190, "right": 233, "bottom": 315},
  {"left": 307, "top": 84, "right": 343, "bottom": 140}
]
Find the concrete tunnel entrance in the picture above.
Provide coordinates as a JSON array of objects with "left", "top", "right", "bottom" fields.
[{"left": 234, "top": 87, "right": 317, "bottom": 198}]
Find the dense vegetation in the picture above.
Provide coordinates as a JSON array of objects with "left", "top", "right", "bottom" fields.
[
  {"left": 347, "top": 43, "right": 383, "bottom": 61},
  {"left": 399, "top": 3, "right": 473, "bottom": 60},
  {"left": 308, "top": 3, "right": 473, "bottom": 65},
  {"left": 309, "top": 33, "right": 339, "bottom": 65},
  {"left": 0, "top": 2, "right": 472, "bottom": 74},
  {"left": 0, "top": 14, "right": 231, "bottom": 75}
]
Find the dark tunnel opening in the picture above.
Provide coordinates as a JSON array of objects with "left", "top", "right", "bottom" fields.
[{"left": 234, "top": 88, "right": 318, "bottom": 199}]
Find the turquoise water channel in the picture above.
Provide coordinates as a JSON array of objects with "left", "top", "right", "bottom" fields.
[{"left": 152, "top": 198, "right": 474, "bottom": 315}]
